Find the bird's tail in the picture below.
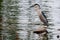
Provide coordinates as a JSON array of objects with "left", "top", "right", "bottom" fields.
[
  {"left": 44, "top": 23, "right": 49, "bottom": 26},
  {"left": 43, "top": 21, "right": 49, "bottom": 26}
]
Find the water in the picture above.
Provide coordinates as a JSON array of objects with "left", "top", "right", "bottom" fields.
[{"left": 1, "top": 0, "right": 60, "bottom": 40}]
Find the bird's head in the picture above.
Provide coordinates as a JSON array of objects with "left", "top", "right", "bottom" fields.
[{"left": 30, "top": 4, "right": 40, "bottom": 9}]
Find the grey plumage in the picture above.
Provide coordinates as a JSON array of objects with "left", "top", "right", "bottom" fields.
[{"left": 30, "top": 4, "right": 48, "bottom": 26}]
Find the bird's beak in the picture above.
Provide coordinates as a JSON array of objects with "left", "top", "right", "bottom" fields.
[
  {"left": 30, "top": 5, "right": 34, "bottom": 8},
  {"left": 27, "top": 5, "right": 35, "bottom": 9}
]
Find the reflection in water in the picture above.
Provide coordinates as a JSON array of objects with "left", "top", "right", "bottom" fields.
[
  {"left": 1, "top": 0, "right": 19, "bottom": 40},
  {"left": 42, "top": 34, "right": 48, "bottom": 40},
  {"left": 0, "top": 0, "right": 3, "bottom": 40}
]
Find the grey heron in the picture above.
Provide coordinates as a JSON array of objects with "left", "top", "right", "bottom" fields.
[
  {"left": 30, "top": 4, "right": 49, "bottom": 35},
  {"left": 30, "top": 4, "right": 48, "bottom": 26}
]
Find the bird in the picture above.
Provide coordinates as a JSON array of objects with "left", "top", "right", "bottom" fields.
[
  {"left": 30, "top": 4, "right": 48, "bottom": 26},
  {"left": 30, "top": 4, "right": 48, "bottom": 35}
]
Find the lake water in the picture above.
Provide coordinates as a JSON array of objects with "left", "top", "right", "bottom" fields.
[{"left": 1, "top": 0, "right": 60, "bottom": 40}]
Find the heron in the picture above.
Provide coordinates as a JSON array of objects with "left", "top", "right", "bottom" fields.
[
  {"left": 30, "top": 4, "right": 48, "bottom": 26},
  {"left": 30, "top": 4, "right": 48, "bottom": 36}
]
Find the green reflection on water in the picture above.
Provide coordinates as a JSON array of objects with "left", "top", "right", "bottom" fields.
[{"left": 0, "top": 0, "right": 19, "bottom": 40}]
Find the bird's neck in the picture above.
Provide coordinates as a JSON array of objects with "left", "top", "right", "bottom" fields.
[
  {"left": 35, "top": 8, "right": 42, "bottom": 16},
  {"left": 34, "top": 7, "right": 46, "bottom": 21}
]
